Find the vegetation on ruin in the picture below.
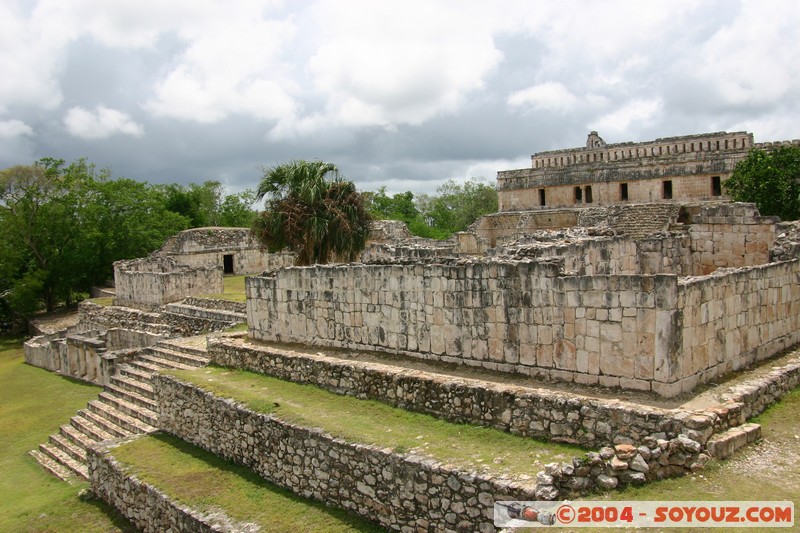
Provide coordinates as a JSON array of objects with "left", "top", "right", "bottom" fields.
[
  {"left": 252, "top": 160, "right": 372, "bottom": 266},
  {"left": 0, "top": 337, "right": 135, "bottom": 532},
  {"left": 169, "top": 365, "right": 585, "bottom": 477},
  {"left": 366, "top": 177, "right": 498, "bottom": 239},
  {"left": 725, "top": 145, "right": 800, "bottom": 221},
  {"left": 111, "top": 433, "right": 384, "bottom": 532}
]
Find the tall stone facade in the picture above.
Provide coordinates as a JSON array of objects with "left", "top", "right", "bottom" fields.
[{"left": 497, "top": 131, "right": 800, "bottom": 211}]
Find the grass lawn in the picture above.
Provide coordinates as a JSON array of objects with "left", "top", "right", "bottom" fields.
[
  {"left": 199, "top": 274, "right": 247, "bottom": 302},
  {"left": 0, "top": 337, "right": 135, "bottom": 532},
  {"left": 111, "top": 433, "right": 384, "bottom": 532},
  {"left": 169, "top": 365, "right": 586, "bottom": 478}
]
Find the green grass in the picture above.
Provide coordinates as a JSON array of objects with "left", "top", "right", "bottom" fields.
[
  {"left": 111, "top": 433, "right": 383, "bottom": 532},
  {"left": 169, "top": 365, "right": 584, "bottom": 477},
  {"left": 198, "top": 275, "right": 246, "bottom": 302},
  {"left": 86, "top": 297, "right": 114, "bottom": 307},
  {"left": 0, "top": 336, "right": 135, "bottom": 532}
]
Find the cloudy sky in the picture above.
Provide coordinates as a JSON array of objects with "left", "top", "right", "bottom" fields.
[{"left": 1, "top": 0, "right": 799, "bottom": 197}]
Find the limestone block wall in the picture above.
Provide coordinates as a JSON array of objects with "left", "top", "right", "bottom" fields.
[
  {"left": 171, "top": 249, "right": 295, "bottom": 275},
  {"left": 675, "top": 260, "right": 800, "bottom": 394},
  {"left": 247, "top": 262, "right": 681, "bottom": 394},
  {"left": 79, "top": 301, "right": 176, "bottom": 335},
  {"left": 154, "top": 374, "right": 536, "bottom": 532},
  {"left": 684, "top": 203, "right": 777, "bottom": 274},
  {"left": 114, "top": 257, "right": 223, "bottom": 307},
  {"left": 248, "top": 255, "right": 800, "bottom": 397}
]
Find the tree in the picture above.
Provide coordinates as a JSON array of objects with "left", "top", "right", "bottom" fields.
[
  {"left": 251, "top": 160, "right": 372, "bottom": 266},
  {"left": 724, "top": 146, "right": 800, "bottom": 221},
  {"left": 0, "top": 158, "right": 188, "bottom": 316}
]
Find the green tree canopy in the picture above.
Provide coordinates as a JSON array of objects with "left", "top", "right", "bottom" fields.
[
  {"left": 366, "top": 177, "right": 498, "bottom": 239},
  {"left": 0, "top": 158, "right": 188, "bottom": 316},
  {"left": 724, "top": 146, "right": 800, "bottom": 221},
  {"left": 251, "top": 160, "right": 372, "bottom": 266}
]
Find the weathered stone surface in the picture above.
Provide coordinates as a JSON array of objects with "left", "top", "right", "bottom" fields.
[{"left": 595, "top": 474, "right": 619, "bottom": 490}]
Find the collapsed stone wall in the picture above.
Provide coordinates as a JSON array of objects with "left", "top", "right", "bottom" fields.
[
  {"left": 154, "top": 374, "right": 534, "bottom": 533},
  {"left": 113, "top": 257, "right": 223, "bottom": 308},
  {"left": 79, "top": 301, "right": 176, "bottom": 335},
  {"left": 247, "top": 255, "right": 800, "bottom": 397}
]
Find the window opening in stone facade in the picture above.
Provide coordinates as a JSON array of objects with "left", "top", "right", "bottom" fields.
[
  {"left": 584, "top": 186, "right": 593, "bottom": 203},
  {"left": 663, "top": 180, "right": 673, "bottom": 200},
  {"left": 712, "top": 176, "right": 722, "bottom": 196},
  {"left": 620, "top": 183, "right": 629, "bottom": 201},
  {"left": 223, "top": 254, "right": 234, "bottom": 274},
  {"left": 539, "top": 188, "right": 546, "bottom": 206},
  {"left": 574, "top": 186, "right": 582, "bottom": 204}
]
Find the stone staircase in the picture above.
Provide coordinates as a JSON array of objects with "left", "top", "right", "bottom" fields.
[
  {"left": 607, "top": 203, "right": 683, "bottom": 238},
  {"left": 162, "top": 297, "right": 246, "bottom": 334},
  {"left": 30, "top": 336, "right": 210, "bottom": 483}
]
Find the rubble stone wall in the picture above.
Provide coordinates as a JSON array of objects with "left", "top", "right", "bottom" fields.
[
  {"left": 88, "top": 440, "right": 247, "bottom": 533},
  {"left": 171, "top": 249, "right": 295, "bottom": 275},
  {"left": 154, "top": 374, "right": 535, "bottom": 533}
]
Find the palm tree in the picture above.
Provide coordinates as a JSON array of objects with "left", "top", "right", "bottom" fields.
[{"left": 251, "top": 160, "right": 372, "bottom": 266}]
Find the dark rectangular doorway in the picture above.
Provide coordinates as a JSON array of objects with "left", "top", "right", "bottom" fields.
[{"left": 223, "top": 254, "right": 234, "bottom": 274}]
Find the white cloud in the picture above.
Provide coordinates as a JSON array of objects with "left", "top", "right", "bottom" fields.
[
  {"left": 590, "top": 99, "right": 663, "bottom": 135},
  {"left": 296, "top": 1, "right": 504, "bottom": 132},
  {"left": 0, "top": 119, "right": 33, "bottom": 138},
  {"left": 508, "top": 82, "right": 578, "bottom": 112},
  {"left": 681, "top": 1, "right": 800, "bottom": 109},
  {"left": 64, "top": 105, "right": 144, "bottom": 139},
  {"left": 144, "top": 8, "right": 297, "bottom": 123}
]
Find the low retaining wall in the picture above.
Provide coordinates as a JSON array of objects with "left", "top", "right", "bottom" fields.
[
  {"left": 154, "top": 374, "right": 538, "bottom": 533},
  {"left": 88, "top": 438, "right": 257, "bottom": 533},
  {"left": 209, "top": 338, "right": 720, "bottom": 447}
]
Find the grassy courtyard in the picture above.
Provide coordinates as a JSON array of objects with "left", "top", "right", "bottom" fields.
[{"left": 0, "top": 337, "right": 134, "bottom": 532}]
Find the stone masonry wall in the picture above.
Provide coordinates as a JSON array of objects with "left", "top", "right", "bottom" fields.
[
  {"left": 154, "top": 374, "right": 537, "bottom": 533},
  {"left": 88, "top": 439, "right": 257, "bottom": 533},
  {"left": 247, "top": 261, "right": 682, "bottom": 395},
  {"left": 208, "top": 338, "right": 710, "bottom": 447},
  {"left": 673, "top": 259, "right": 800, "bottom": 396},
  {"left": 248, "top": 253, "right": 800, "bottom": 396},
  {"left": 114, "top": 257, "right": 223, "bottom": 307}
]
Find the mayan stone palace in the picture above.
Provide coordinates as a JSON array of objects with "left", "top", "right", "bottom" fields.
[{"left": 23, "top": 129, "right": 800, "bottom": 532}]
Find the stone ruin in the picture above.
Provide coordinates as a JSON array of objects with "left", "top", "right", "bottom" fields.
[{"left": 21, "top": 197, "right": 800, "bottom": 532}]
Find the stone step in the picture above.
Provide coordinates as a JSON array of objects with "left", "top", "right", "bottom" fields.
[
  {"left": 138, "top": 354, "right": 198, "bottom": 371},
  {"left": 38, "top": 442, "right": 88, "bottom": 480},
  {"left": 29, "top": 449, "right": 74, "bottom": 483},
  {"left": 97, "top": 392, "right": 158, "bottom": 427},
  {"left": 146, "top": 345, "right": 209, "bottom": 367},
  {"left": 118, "top": 363, "right": 154, "bottom": 381},
  {"left": 105, "top": 383, "right": 158, "bottom": 411},
  {"left": 79, "top": 408, "right": 132, "bottom": 439},
  {"left": 71, "top": 413, "right": 116, "bottom": 442},
  {"left": 164, "top": 303, "right": 246, "bottom": 323},
  {"left": 60, "top": 423, "right": 99, "bottom": 450},
  {"left": 88, "top": 400, "right": 157, "bottom": 434},
  {"left": 49, "top": 432, "right": 87, "bottom": 463},
  {"left": 706, "top": 423, "right": 762, "bottom": 459},
  {"left": 158, "top": 337, "right": 210, "bottom": 358},
  {"left": 109, "top": 374, "right": 155, "bottom": 400}
]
